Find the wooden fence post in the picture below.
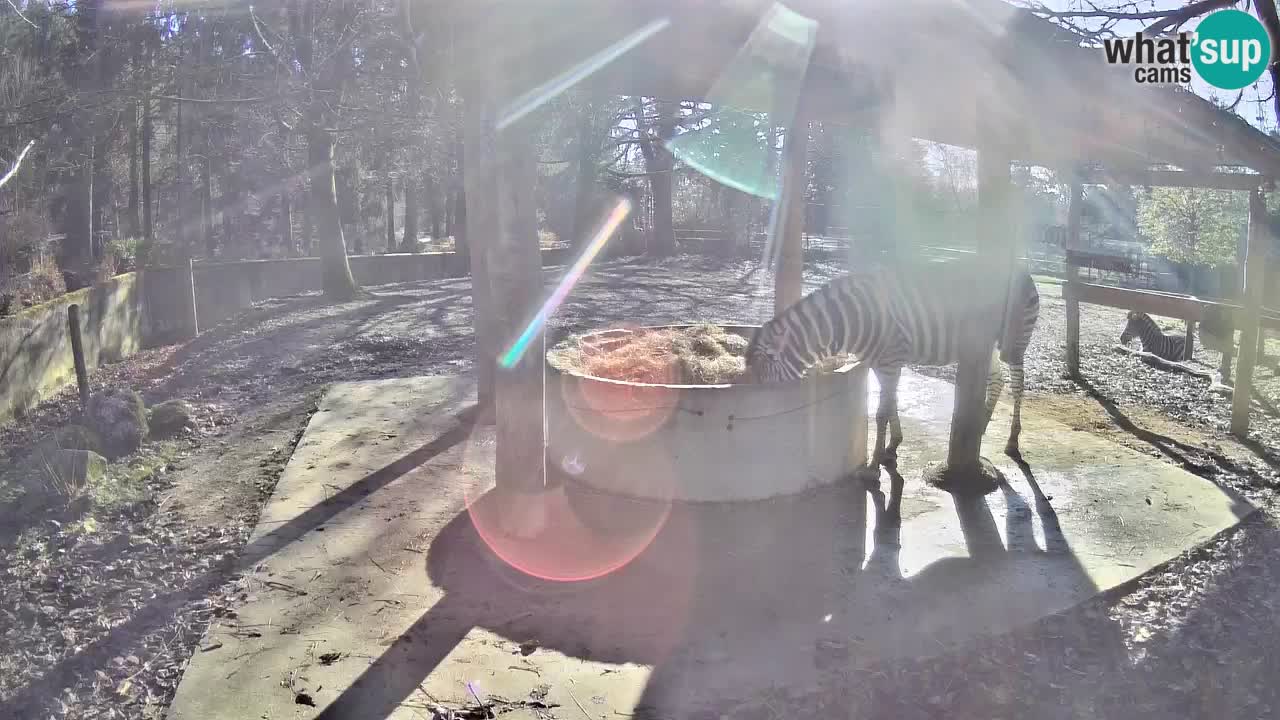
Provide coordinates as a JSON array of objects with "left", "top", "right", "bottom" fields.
[
  {"left": 775, "top": 106, "right": 809, "bottom": 314},
  {"left": 1065, "top": 179, "right": 1083, "bottom": 380},
  {"left": 1231, "top": 188, "right": 1268, "bottom": 435},
  {"left": 67, "top": 304, "right": 91, "bottom": 408}
]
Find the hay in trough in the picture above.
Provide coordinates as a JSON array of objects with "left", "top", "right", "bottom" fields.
[{"left": 548, "top": 324, "right": 856, "bottom": 385}]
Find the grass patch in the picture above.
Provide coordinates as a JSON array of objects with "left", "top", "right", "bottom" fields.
[{"left": 90, "top": 440, "right": 182, "bottom": 513}]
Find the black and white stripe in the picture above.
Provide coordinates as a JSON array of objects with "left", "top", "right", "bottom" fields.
[
  {"left": 1119, "top": 311, "right": 1185, "bottom": 361},
  {"left": 744, "top": 261, "right": 1041, "bottom": 467}
]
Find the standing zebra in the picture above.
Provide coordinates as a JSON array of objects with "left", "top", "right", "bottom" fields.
[
  {"left": 1119, "top": 311, "right": 1186, "bottom": 361},
  {"left": 744, "top": 261, "right": 1041, "bottom": 470}
]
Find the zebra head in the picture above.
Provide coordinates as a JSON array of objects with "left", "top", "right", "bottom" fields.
[
  {"left": 743, "top": 320, "right": 805, "bottom": 384},
  {"left": 1120, "top": 311, "right": 1144, "bottom": 345}
]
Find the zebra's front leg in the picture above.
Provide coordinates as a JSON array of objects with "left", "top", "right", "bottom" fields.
[{"left": 1005, "top": 362, "right": 1025, "bottom": 458}]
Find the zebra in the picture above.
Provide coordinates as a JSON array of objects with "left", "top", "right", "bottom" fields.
[
  {"left": 743, "top": 261, "right": 1041, "bottom": 471},
  {"left": 1119, "top": 311, "right": 1186, "bottom": 362}
]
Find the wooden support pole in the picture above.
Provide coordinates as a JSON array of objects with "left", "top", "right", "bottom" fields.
[
  {"left": 775, "top": 108, "right": 809, "bottom": 314},
  {"left": 946, "top": 144, "right": 1013, "bottom": 471},
  {"left": 67, "top": 304, "right": 91, "bottom": 409},
  {"left": 467, "top": 14, "right": 548, "bottom": 536},
  {"left": 1231, "top": 189, "right": 1268, "bottom": 435},
  {"left": 461, "top": 66, "right": 499, "bottom": 424},
  {"left": 1065, "top": 180, "right": 1083, "bottom": 379}
]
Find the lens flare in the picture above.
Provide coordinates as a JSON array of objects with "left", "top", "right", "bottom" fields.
[
  {"left": 499, "top": 197, "right": 633, "bottom": 370},
  {"left": 497, "top": 17, "right": 672, "bottom": 131},
  {"left": 666, "top": 1, "right": 818, "bottom": 200},
  {"left": 556, "top": 329, "right": 682, "bottom": 444},
  {"left": 462, "top": 451, "right": 675, "bottom": 583}
]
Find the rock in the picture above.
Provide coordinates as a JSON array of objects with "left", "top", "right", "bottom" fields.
[
  {"left": 149, "top": 399, "right": 195, "bottom": 438},
  {"left": 85, "top": 388, "right": 149, "bottom": 459},
  {"left": 50, "top": 424, "right": 104, "bottom": 454}
]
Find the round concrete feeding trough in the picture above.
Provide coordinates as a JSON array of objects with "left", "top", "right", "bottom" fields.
[{"left": 545, "top": 324, "right": 868, "bottom": 532}]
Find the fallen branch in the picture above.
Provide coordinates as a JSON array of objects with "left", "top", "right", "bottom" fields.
[{"left": 1112, "top": 344, "right": 1264, "bottom": 406}]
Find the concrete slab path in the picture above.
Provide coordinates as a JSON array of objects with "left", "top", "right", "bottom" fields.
[{"left": 166, "top": 371, "right": 1254, "bottom": 720}]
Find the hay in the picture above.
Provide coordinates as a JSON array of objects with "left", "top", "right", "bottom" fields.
[
  {"left": 550, "top": 325, "right": 749, "bottom": 385},
  {"left": 549, "top": 324, "right": 857, "bottom": 385}
]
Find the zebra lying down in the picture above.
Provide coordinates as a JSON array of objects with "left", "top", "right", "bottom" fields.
[
  {"left": 1119, "top": 311, "right": 1186, "bottom": 361},
  {"left": 743, "top": 262, "right": 1041, "bottom": 469}
]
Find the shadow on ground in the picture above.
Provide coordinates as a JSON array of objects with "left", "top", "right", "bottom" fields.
[{"left": 312, "top": 456, "right": 1128, "bottom": 719}]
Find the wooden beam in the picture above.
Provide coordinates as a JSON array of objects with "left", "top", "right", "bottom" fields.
[
  {"left": 1065, "top": 181, "right": 1083, "bottom": 379},
  {"left": 1078, "top": 168, "right": 1270, "bottom": 192},
  {"left": 947, "top": 142, "right": 1013, "bottom": 470},
  {"left": 1063, "top": 282, "right": 1280, "bottom": 331},
  {"left": 1232, "top": 189, "right": 1269, "bottom": 436},
  {"left": 775, "top": 108, "right": 809, "bottom": 313}
]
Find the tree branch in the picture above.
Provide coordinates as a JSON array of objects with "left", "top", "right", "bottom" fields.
[
  {"left": 0, "top": 139, "right": 36, "bottom": 190},
  {"left": 4, "top": 0, "right": 38, "bottom": 28},
  {"left": 150, "top": 94, "right": 269, "bottom": 104}
]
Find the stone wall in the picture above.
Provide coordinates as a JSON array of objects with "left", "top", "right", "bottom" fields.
[
  {"left": 0, "top": 249, "right": 576, "bottom": 424},
  {"left": 0, "top": 273, "right": 145, "bottom": 423}
]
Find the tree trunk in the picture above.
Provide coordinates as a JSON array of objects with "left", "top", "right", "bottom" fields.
[
  {"left": 453, "top": 129, "right": 468, "bottom": 256},
  {"left": 221, "top": 161, "right": 236, "bottom": 257},
  {"left": 92, "top": 131, "right": 110, "bottom": 261},
  {"left": 142, "top": 93, "right": 153, "bottom": 243},
  {"left": 350, "top": 168, "right": 364, "bottom": 255},
  {"left": 385, "top": 176, "right": 395, "bottom": 252},
  {"left": 428, "top": 173, "right": 443, "bottom": 244},
  {"left": 336, "top": 165, "right": 359, "bottom": 253},
  {"left": 201, "top": 151, "right": 214, "bottom": 257},
  {"left": 279, "top": 192, "right": 293, "bottom": 257},
  {"left": 647, "top": 100, "right": 677, "bottom": 256},
  {"left": 175, "top": 80, "right": 186, "bottom": 251},
  {"left": 307, "top": 128, "right": 360, "bottom": 299},
  {"left": 301, "top": 187, "right": 313, "bottom": 256},
  {"left": 571, "top": 102, "right": 595, "bottom": 250},
  {"left": 401, "top": 172, "right": 419, "bottom": 252},
  {"left": 444, "top": 184, "right": 455, "bottom": 241},
  {"left": 128, "top": 101, "right": 140, "bottom": 238}
]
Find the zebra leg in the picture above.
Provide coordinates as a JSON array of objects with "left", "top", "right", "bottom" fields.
[
  {"left": 871, "top": 366, "right": 901, "bottom": 468},
  {"left": 882, "top": 366, "right": 904, "bottom": 464},
  {"left": 983, "top": 349, "right": 1005, "bottom": 436},
  {"left": 1006, "top": 363, "right": 1026, "bottom": 457}
]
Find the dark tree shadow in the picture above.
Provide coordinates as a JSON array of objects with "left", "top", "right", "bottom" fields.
[
  {"left": 1078, "top": 377, "right": 1264, "bottom": 515},
  {"left": 2, "top": 394, "right": 480, "bottom": 718}
]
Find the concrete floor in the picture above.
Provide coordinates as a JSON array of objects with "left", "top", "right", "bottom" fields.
[{"left": 165, "top": 372, "right": 1254, "bottom": 720}]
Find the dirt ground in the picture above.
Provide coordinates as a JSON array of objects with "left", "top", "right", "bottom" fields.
[{"left": 2, "top": 254, "right": 1280, "bottom": 719}]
